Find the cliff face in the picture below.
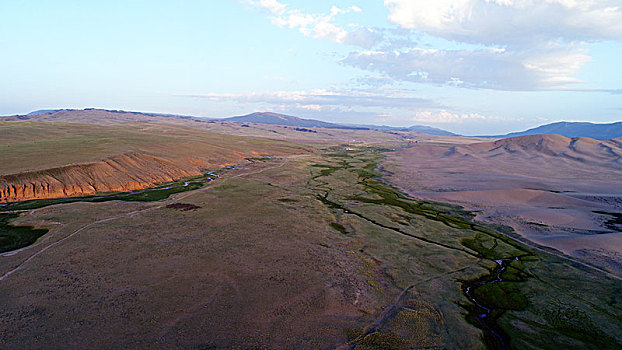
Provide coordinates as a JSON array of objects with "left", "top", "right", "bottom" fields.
[{"left": 0, "top": 153, "right": 209, "bottom": 203}]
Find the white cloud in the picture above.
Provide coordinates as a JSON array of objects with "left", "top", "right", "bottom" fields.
[
  {"left": 246, "top": 0, "right": 286, "bottom": 15},
  {"left": 343, "top": 44, "right": 590, "bottom": 90},
  {"left": 177, "top": 88, "right": 439, "bottom": 109},
  {"left": 410, "top": 109, "right": 504, "bottom": 124},
  {"left": 384, "top": 0, "right": 622, "bottom": 45},
  {"left": 243, "top": 1, "right": 381, "bottom": 48},
  {"left": 340, "top": 0, "right": 621, "bottom": 90},
  {"left": 273, "top": 5, "right": 368, "bottom": 44},
  {"left": 243, "top": 1, "right": 622, "bottom": 91}
]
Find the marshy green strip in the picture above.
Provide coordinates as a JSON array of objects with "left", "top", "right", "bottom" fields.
[{"left": 310, "top": 147, "right": 622, "bottom": 350}]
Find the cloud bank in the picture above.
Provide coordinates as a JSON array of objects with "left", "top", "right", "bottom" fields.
[
  {"left": 384, "top": 0, "right": 622, "bottom": 45},
  {"left": 343, "top": 44, "right": 590, "bottom": 90},
  {"left": 245, "top": 0, "right": 622, "bottom": 91}
]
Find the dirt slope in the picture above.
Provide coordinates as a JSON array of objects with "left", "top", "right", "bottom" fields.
[{"left": 0, "top": 153, "right": 209, "bottom": 203}]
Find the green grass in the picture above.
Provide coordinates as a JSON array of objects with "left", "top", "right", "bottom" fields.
[
  {"left": 246, "top": 157, "right": 273, "bottom": 162},
  {"left": 0, "top": 120, "right": 310, "bottom": 175},
  {"left": 542, "top": 306, "right": 619, "bottom": 348},
  {"left": 311, "top": 163, "right": 351, "bottom": 178},
  {"left": 472, "top": 282, "right": 529, "bottom": 311}
]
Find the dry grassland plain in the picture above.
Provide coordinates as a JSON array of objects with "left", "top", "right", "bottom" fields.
[{"left": 1, "top": 111, "right": 621, "bottom": 349}]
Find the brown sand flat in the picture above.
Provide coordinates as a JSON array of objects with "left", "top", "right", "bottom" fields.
[{"left": 387, "top": 134, "right": 622, "bottom": 275}]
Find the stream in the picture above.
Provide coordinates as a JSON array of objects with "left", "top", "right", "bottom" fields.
[
  {"left": 464, "top": 257, "right": 520, "bottom": 350},
  {"left": 314, "top": 147, "right": 532, "bottom": 350}
]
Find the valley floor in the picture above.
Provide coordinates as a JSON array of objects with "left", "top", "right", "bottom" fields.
[{"left": 1, "top": 145, "right": 621, "bottom": 349}]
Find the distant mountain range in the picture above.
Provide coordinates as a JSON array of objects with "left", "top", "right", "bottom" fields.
[
  {"left": 24, "top": 108, "right": 197, "bottom": 119},
  {"left": 27, "top": 109, "right": 61, "bottom": 116},
  {"left": 16, "top": 109, "right": 621, "bottom": 139},
  {"left": 357, "top": 124, "right": 457, "bottom": 136},
  {"left": 223, "top": 112, "right": 458, "bottom": 135},
  {"left": 222, "top": 112, "right": 365, "bottom": 130},
  {"left": 402, "top": 125, "right": 458, "bottom": 136},
  {"left": 498, "top": 121, "right": 622, "bottom": 140},
  {"left": 10, "top": 110, "right": 458, "bottom": 136}
]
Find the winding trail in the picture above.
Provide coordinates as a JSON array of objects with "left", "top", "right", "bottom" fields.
[{"left": 0, "top": 205, "right": 160, "bottom": 281}]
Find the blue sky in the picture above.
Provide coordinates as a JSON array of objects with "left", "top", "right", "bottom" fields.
[{"left": 1, "top": 0, "right": 621, "bottom": 134}]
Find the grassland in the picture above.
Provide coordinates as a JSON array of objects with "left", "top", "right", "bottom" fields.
[
  {"left": 306, "top": 146, "right": 622, "bottom": 349},
  {"left": 0, "top": 121, "right": 309, "bottom": 175},
  {"left": 0, "top": 139, "right": 620, "bottom": 349}
]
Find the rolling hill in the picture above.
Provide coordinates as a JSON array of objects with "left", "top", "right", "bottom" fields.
[
  {"left": 2, "top": 108, "right": 202, "bottom": 125},
  {"left": 404, "top": 125, "right": 458, "bottom": 136},
  {"left": 464, "top": 134, "right": 622, "bottom": 169},
  {"left": 6, "top": 109, "right": 460, "bottom": 136},
  {"left": 223, "top": 112, "right": 462, "bottom": 135},
  {"left": 389, "top": 133, "right": 622, "bottom": 277},
  {"left": 27, "top": 109, "right": 61, "bottom": 116},
  {"left": 222, "top": 112, "right": 361, "bottom": 129}
]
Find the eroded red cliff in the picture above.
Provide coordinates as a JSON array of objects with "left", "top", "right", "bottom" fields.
[{"left": 0, "top": 153, "right": 211, "bottom": 203}]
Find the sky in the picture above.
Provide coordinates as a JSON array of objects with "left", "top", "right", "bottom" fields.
[{"left": 1, "top": 0, "right": 621, "bottom": 135}]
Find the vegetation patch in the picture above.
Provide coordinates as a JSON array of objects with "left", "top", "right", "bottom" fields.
[
  {"left": 471, "top": 282, "right": 528, "bottom": 311},
  {"left": 594, "top": 210, "right": 622, "bottom": 231},
  {"left": 330, "top": 222, "right": 347, "bottom": 234},
  {"left": 311, "top": 163, "right": 351, "bottom": 178},
  {"left": 246, "top": 157, "right": 272, "bottom": 162},
  {"left": 358, "top": 331, "right": 405, "bottom": 350},
  {"left": 543, "top": 306, "right": 618, "bottom": 348},
  {"left": 0, "top": 213, "right": 49, "bottom": 253},
  {"left": 165, "top": 203, "right": 202, "bottom": 211}
]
